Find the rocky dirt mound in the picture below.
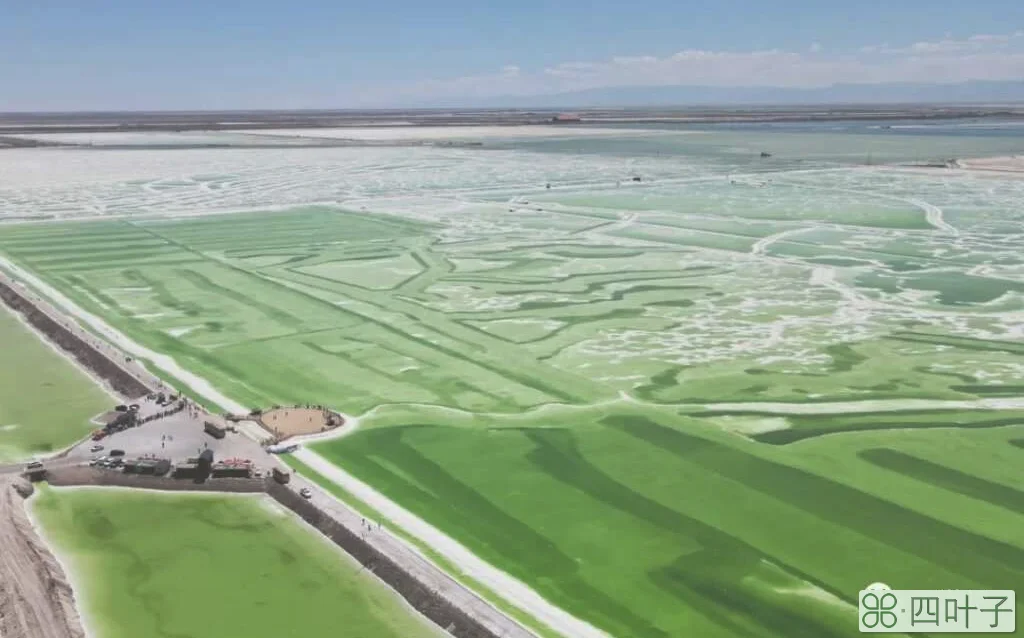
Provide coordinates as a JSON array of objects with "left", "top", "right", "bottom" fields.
[{"left": 0, "top": 478, "right": 85, "bottom": 638}]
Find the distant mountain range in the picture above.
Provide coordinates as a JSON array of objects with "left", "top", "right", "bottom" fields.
[{"left": 433, "top": 81, "right": 1024, "bottom": 109}]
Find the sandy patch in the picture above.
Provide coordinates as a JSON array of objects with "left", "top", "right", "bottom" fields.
[
  {"left": 957, "top": 155, "right": 1024, "bottom": 173},
  {"left": 712, "top": 415, "right": 790, "bottom": 435},
  {"left": 165, "top": 326, "right": 199, "bottom": 338},
  {"left": 259, "top": 407, "right": 344, "bottom": 440}
]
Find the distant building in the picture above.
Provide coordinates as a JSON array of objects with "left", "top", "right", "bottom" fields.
[
  {"left": 173, "top": 461, "right": 199, "bottom": 479},
  {"left": 123, "top": 457, "right": 171, "bottom": 476},
  {"left": 551, "top": 113, "right": 581, "bottom": 123},
  {"left": 198, "top": 449, "right": 214, "bottom": 474}
]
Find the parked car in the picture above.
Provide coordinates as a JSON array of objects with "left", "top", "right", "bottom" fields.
[
  {"left": 90, "top": 444, "right": 104, "bottom": 453},
  {"left": 25, "top": 461, "right": 43, "bottom": 470},
  {"left": 299, "top": 488, "right": 312, "bottom": 499},
  {"left": 109, "top": 449, "right": 125, "bottom": 457}
]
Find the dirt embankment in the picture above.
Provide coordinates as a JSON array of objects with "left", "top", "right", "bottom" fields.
[
  {"left": 0, "top": 478, "right": 85, "bottom": 638},
  {"left": 46, "top": 467, "right": 266, "bottom": 493},
  {"left": 0, "top": 279, "right": 151, "bottom": 399}
]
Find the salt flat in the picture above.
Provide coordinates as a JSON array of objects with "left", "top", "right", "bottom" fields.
[
  {"left": 236, "top": 125, "right": 679, "bottom": 141},
  {"left": 1, "top": 122, "right": 1022, "bottom": 638}
]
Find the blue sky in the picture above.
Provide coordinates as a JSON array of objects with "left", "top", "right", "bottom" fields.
[{"left": 3, "top": 0, "right": 1023, "bottom": 110}]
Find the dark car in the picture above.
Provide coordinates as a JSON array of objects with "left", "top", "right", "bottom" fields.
[{"left": 109, "top": 449, "right": 126, "bottom": 457}]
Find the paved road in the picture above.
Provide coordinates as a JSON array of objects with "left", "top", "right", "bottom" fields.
[{"left": 0, "top": 458, "right": 80, "bottom": 476}]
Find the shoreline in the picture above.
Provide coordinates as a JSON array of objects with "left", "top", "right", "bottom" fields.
[
  {"left": 2, "top": 106, "right": 1023, "bottom": 136},
  {"left": 0, "top": 478, "right": 87, "bottom": 638},
  {"left": 23, "top": 485, "right": 96, "bottom": 638},
  {"left": 899, "top": 154, "right": 1024, "bottom": 177},
  {"left": 0, "top": 271, "right": 154, "bottom": 400},
  {"left": 955, "top": 155, "right": 1024, "bottom": 173},
  {"left": 0, "top": 303, "right": 122, "bottom": 408}
]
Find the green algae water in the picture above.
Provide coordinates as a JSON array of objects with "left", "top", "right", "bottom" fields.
[
  {"left": 31, "top": 486, "right": 439, "bottom": 638},
  {"left": 0, "top": 304, "right": 111, "bottom": 463}
]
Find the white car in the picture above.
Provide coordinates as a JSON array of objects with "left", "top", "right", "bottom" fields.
[
  {"left": 299, "top": 488, "right": 312, "bottom": 499},
  {"left": 90, "top": 444, "right": 104, "bottom": 453}
]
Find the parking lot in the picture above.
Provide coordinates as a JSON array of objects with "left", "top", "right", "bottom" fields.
[{"left": 65, "top": 395, "right": 272, "bottom": 476}]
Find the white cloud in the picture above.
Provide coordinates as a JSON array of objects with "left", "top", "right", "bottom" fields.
[
  {"left": 866, "top": 31, "right": 1024, "bottom": 55},
  {"left": 365, "top": 30, "right": 1024, "bottom": 103}
]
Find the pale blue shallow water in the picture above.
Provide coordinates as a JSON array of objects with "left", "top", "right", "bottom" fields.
[{"left": 490, "top": 119, "right": 1024, "bottom": 168}]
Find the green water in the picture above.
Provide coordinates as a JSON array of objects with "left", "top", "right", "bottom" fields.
[
  {"left": 31, "top": 486, "right": 439, "bottom": 638},
  {"left": 0, "top": 304, "right": 111, "bottom": 462}
]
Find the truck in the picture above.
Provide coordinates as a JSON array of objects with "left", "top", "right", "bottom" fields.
[
  {"left": 203, "top": 421, "right": 226, "bottom": 439},
  {"left": 272, "top": 467, "right": 291, "bottom": 485}
]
